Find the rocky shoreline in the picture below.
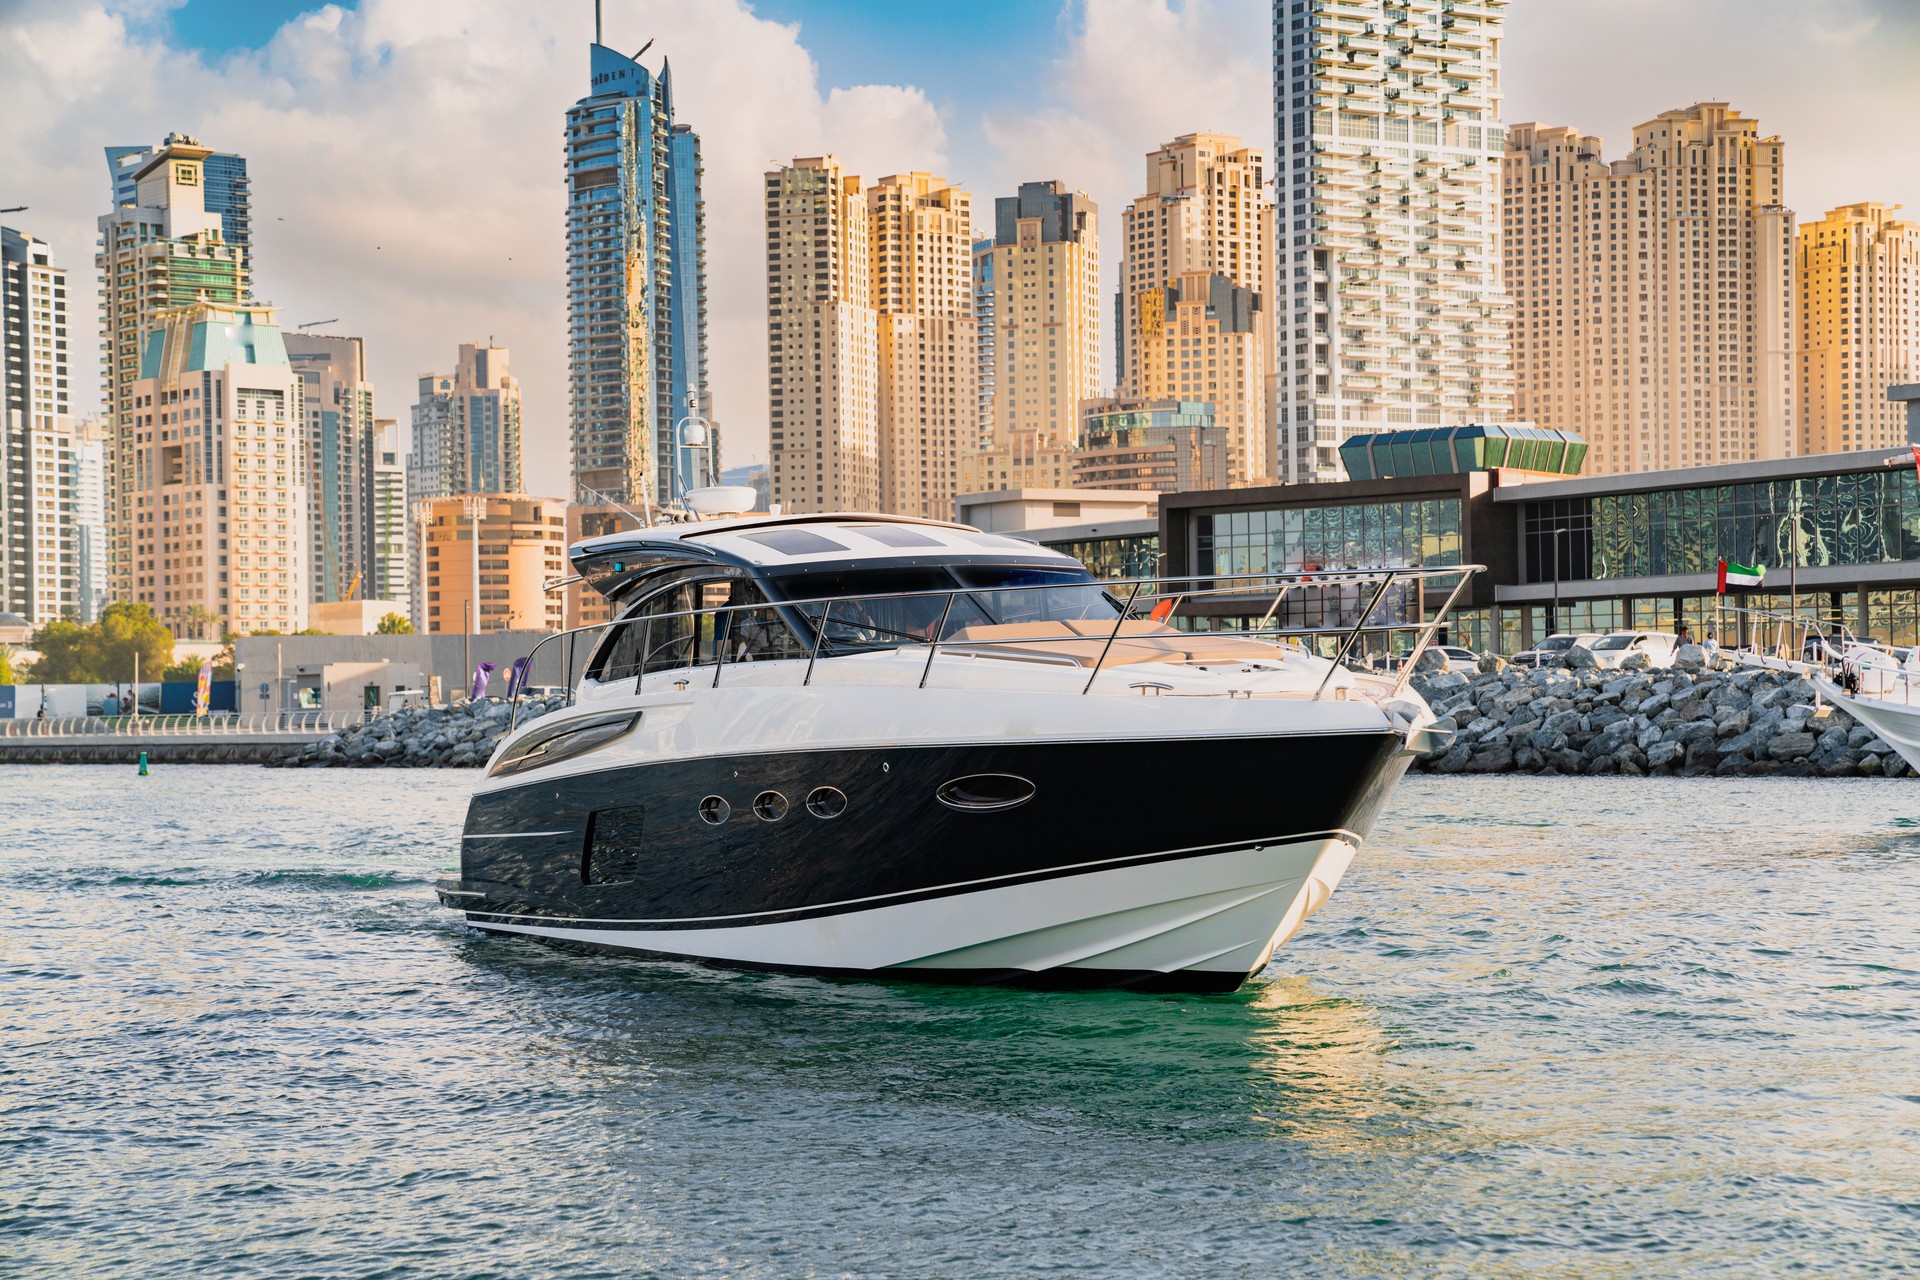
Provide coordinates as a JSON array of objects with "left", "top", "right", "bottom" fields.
[
  {"left": 273, "top": 696, "right": 564, "bottom": 769},
  {"left": 1407, "top": 647, "right": 1908, "bottom": 778},
  {"left": 275, "top": 651, "right": 1907, "bottom": 779}
]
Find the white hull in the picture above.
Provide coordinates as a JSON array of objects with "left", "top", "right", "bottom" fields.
[
  {"left": 1816, "top": 677, "right": 1920, "bottom": 774},
  {"left": 467, "top": 836, "right": 1359, "bottom": 989}
]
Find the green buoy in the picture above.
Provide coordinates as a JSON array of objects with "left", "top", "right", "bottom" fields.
[{"left": 138, "top": 750, "right": 149, "bottom": 776}]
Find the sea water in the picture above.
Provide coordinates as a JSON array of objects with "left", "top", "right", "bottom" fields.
[{"left": 3, "top": 766, "right": 1917, "bottom": 1277}]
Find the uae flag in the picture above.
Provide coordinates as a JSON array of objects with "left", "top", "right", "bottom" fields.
[{"left": 1717, "top": 559, "right": 1765, "bottom": 593}]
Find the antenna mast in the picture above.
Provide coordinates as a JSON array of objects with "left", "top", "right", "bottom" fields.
[{"left": 594, "top": 0, "right": 602, "bottom": 45}]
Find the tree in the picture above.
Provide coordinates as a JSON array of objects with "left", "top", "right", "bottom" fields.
[
  {"left": 163, "top": 643, "right": 234, "bottom": 684},
  {"left": 29, "top": 602, "right": 174, "bottom": 683},
  {"left": 375, "top": 612, "right": 415, "bottom": 635},
  {"left": 0, "top": 646, "right": 16, "bottom": 687}
]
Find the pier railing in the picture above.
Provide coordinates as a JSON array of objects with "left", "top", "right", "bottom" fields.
[
  {"left": 1712, "top": 604, "right": 1919, "bottom": 703},
  {"left": 0, "top": 711, "right": 362, "bottom": 738},
  {"left": 509, "top": 564, "right": 1483, "bottom": 729}
]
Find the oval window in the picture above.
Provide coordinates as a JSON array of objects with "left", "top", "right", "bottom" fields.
[
  {"left": 698, "top": 795, "right": 730, "bottom": 826},
  {"left": 805, "top": 786, "right": 848, "bottom": 819},
  {"left": 752, "top": 790, "right": 789, "bottom": 822},
  {"left": 935, "top": 774, "right": 1035, "bottom": 812}
]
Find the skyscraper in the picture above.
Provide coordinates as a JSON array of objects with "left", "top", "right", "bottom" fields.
[
  {"left": 122, "top": 303, "right": 307, "bottom": 637},
  {"left": 973, "top": 236, "right": 996, "bottom": 453},
  {"left": 1118, "top": 135, "right": 1274, "bottom": 487},
  {"left": 1504, "top": 106, "right": 1794, "bottom": 474},
  {"left": 870, "top": 172, "right": 977, "bottom": 520},
  {"left": 98, "top": 136, "right": 249, "bottom": 600},
  {"left": 287, "top": 333, "right": 377, "bottom": 604},
  {"left": 765, "top": 156, "right": 879, "bottom": 514},
  {"left": 959, "top": 181, "right": 1101, "bottom": 494},
  {"left": 1, "top": 227, "right": 78, "bottom": 625},
  {"left": 107, "top": 136, "right": 252, "bottom": 281},
  {"left": 1273, "top": 0, "right": 1512, "bottom": 482},
  {"left": 564, "top": 31, "right": 707, "bottom": 508},
  {"left": 1798, "top": 203, "right": 1920, "bottom": 455},
  {"left": 408, "top": 342, "right": 523, "bottom": 504},
  {"left": 370, "top": 419, "right": 409, "bottom": 609}
]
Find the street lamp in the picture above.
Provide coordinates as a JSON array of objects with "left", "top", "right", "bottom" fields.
[{"left": 1550, "top": 525, "right": 1564, "bottom": 638}]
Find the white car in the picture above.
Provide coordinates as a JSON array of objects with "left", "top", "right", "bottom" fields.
[
  {"left": 1375, "top": 644, "right": 1480, "bottom": 674},
  {"left": 1510, "top": 632, "right": 1600, "bottom": 669},
  {"left": 1586, "top": 631, "right": 1680, "bottom": 670}
]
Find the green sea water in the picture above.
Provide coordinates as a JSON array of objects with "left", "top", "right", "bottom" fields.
[{"left": 3, "top": 767, "right": 1917, "bottom": 1277}]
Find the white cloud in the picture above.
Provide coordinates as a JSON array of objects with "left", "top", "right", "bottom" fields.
[{"left": 0, "top": 0, "right": 949, "bottom": 493}]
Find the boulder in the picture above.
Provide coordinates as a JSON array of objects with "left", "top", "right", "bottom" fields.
[
  {"left": 1560, "top": 645, "right": 1596, "bottom": 670},
  {"left": 1766, "top": 731, "right": 1817, "bottom": 762},
  {"left": 1619, "top": 653, "right": 1652, "bottom": 671},
  {"left": 1672, "top": 643, "right": 1707, "bottom": 670}
]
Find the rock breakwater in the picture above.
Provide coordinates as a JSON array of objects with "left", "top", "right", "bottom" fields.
[
  {"left": 274, "top": 697, "right": 565, "bottom": 769},
  {"left": 1409, "top": 652, "right": 1908, "bottom": 777}
]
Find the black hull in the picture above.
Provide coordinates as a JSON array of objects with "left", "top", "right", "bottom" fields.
[{"left": 443, "top": 731, "right": 1406, "bottom": 934}]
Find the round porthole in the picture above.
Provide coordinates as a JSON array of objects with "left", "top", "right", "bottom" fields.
[
  {"left": 698, "top": 795, "right": 730, "bottom": 825},
  {"left": 752, "top": 790, "right": 790, "bottom": 822},
  {"left": 935, "top": 774, "right": 1036, "bottom": 812},
  {"left": 806, "top": 786, "right": 848, "bottom": 819}
]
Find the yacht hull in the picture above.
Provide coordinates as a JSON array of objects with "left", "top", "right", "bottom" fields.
[
  {"left": 1815, "top": 677, "right": 1920, "bottom": 775},
  {"left": 439, "top": 731, "right": 1407, "bottom": 991}
]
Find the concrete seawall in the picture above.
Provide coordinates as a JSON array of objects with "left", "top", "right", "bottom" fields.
[
  {"left": 0, "top": 739, "right": 303, "bottom": 765},
  {"left": 1407, "top": 655, "right": 1908, "bottom": 778}
]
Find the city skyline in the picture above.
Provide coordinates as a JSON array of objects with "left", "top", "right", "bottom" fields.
[{"left": 5, "top": 0, "right": 1917, "bottom": 502}]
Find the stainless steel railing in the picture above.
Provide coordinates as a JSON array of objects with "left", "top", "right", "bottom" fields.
[
  {"left": 0, "top": 710, "right": 363, "bottom": 738},
  {"left": 507, "top": 564, "right": 1483, "bottom": 729}
]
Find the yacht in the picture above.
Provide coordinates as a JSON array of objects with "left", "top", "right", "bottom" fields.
[{"left": 435, "top": 507, "right": 1466, "bottom": 992}]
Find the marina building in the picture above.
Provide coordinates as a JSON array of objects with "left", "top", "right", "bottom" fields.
[
  {"left": 1273, "top": 0, "right": 1512, "bottom": 483},
  {"left": 370, "top": 419, "right": 409, "bottom": 609},
  {"left": 98, "top": 135, "right": 249, "bottom": 600},
  {"left": 287, "top": 333, "right": 378, "bottom": 605},
  {"left": 1118, "top": 134, "right": 1273, "bottom": 487},
  {"left": 418, "top": 494, "right": 568, "bottom": 635},
  {"left": 408, "top": 342, "right": 523, "bottom": 502},
  {"left": 565, "top": 35, "right": 707, "bottom": 509},
  {"left": 121, "top": 302, "right": 308, "bottom": 638},
  {"left": 1073, "top": 398, "right": 1226, "bottom": 493},
  {"left": 960, "top": 181, "right": 1101, "bottom": 495},
  {"left": 765, "top": 156, "right": 880, "bottom": 514},
  {"left": 1503, "top": 106, "right": 1794, "bottom": 476},
  {"left": 1, "top": 228, "right": 79, "bottom": 625},
  {"left": 1797, "top": 204, "right": 1920, "bottom": 455},
  {"left": 871, "top": 172, "right": 977, "bottom": 521},
  {"left": 1135, "top": 425, "right": 1920, "bottom": 655},
  {"left": 107, "top": 136, "right": 252, "bottom": 275}
]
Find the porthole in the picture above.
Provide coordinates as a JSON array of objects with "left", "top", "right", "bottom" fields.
[
  {"left": 698, "top": 795, "right": 730, "bottom": 825},
  {"left": 806, "top": 786, "right": 848, "bottom": 819},
  {"left": 935, "top": 774, "right": 1036, "bottom": 812},
  {"left": 752, "top": 790, "right": 790, "bottom": 822}
]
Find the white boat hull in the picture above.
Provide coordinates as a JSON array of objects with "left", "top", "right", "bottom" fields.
[
  {"left": 1815, "top": 677, "right": 1920, "bottom": 775},
  {"left": 466, "top": 835, "right": 1359, "bottom": 991}
]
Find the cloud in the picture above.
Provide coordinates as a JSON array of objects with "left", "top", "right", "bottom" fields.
[{"left": 0, "top": 0, "right": 949, "bottom": 492}]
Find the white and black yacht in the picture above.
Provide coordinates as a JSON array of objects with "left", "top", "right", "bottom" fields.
[{"left": 436, "top": 508, "right": 1466, "bottom": 992}]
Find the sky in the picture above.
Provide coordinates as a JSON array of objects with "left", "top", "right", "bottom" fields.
[{"left": 5, "top": 0, "right": 1918, "bottom": 501}]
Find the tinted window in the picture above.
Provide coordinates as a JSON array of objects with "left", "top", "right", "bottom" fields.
[
  {"left": 1591, "top": 635, "right": 1631, "bottom": 651},
  {"left": 841, "top": 524, "right": 942, "bottom": 548},
  {"left": 741, "top": 529, "right": 847, "bottom": 556}
]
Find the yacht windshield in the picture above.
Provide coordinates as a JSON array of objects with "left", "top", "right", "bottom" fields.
[{"left": 766, "top": 564, "right": 1120, "bottom": 651}]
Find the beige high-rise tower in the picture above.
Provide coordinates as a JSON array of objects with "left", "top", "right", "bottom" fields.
[
  {"left": 1798, "top": 203, "right": 1920, "bottom": 455},
  {"left": 1118, "top": 134, "right": 1274, "bottom": 486},
  {"left": 870, "top": 172, "right": 976, "bottom": 520},
  {"left": 959, "top": 181, "right": 1101, "bottom": 493},
  {"left": 1504, "top": 105, "right": 1795, "bottom": 475},
  {"left": 765, "top": 157, "right": 879, "bottom": 514}
]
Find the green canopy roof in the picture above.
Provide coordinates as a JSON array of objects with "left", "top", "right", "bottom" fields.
[{"left": 1339, "top": 425, "right": 1587, "bottom": 481}]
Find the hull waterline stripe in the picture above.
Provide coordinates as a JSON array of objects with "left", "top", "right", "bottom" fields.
[
  {"left": 457, "top": 828, "right": 1361, "bottom": 928},
  {"left": 461, "top": 830, "right": 574, "bottom": 840}
]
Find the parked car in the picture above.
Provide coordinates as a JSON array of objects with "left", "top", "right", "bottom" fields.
[
  {"left": 1372, "top": 644, "right": 1480, "bottom": 674},
  {"left": 1509, "top": 632, "right": 1600, "bottom": 669},
  {"left": 1586, "top": 631, "right": 1680, "bottom": 669}
]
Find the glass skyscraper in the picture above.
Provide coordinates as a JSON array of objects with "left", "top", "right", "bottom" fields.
[{"left": 564, "top": 42, "right": 708, "bottom": 508}]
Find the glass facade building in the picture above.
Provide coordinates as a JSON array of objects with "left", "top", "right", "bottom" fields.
[
  {"left": 1340, "top": 424, "right": 1586, "bottom": 482},
  {"left": 106, "top": 142, "right": 251, "bottom": 269},
  {"left": 565, "top": 47, "right": 706, "bottom": 508}
]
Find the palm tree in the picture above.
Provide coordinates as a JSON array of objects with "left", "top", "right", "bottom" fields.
[{"left": 180, "top": 605, "right": 216, "bottom": 641}]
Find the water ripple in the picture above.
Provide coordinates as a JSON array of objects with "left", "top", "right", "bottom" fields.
[{"left": 1, "top": 765, "right": 1917, "bottom": 1276}]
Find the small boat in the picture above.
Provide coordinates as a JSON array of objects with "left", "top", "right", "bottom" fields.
[
  {"left": 435, "top": 506, "right": 1471, "bottom": 991},
  {"left": 1813, "top": 645, "right": 1920, "bottom": 774}
]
